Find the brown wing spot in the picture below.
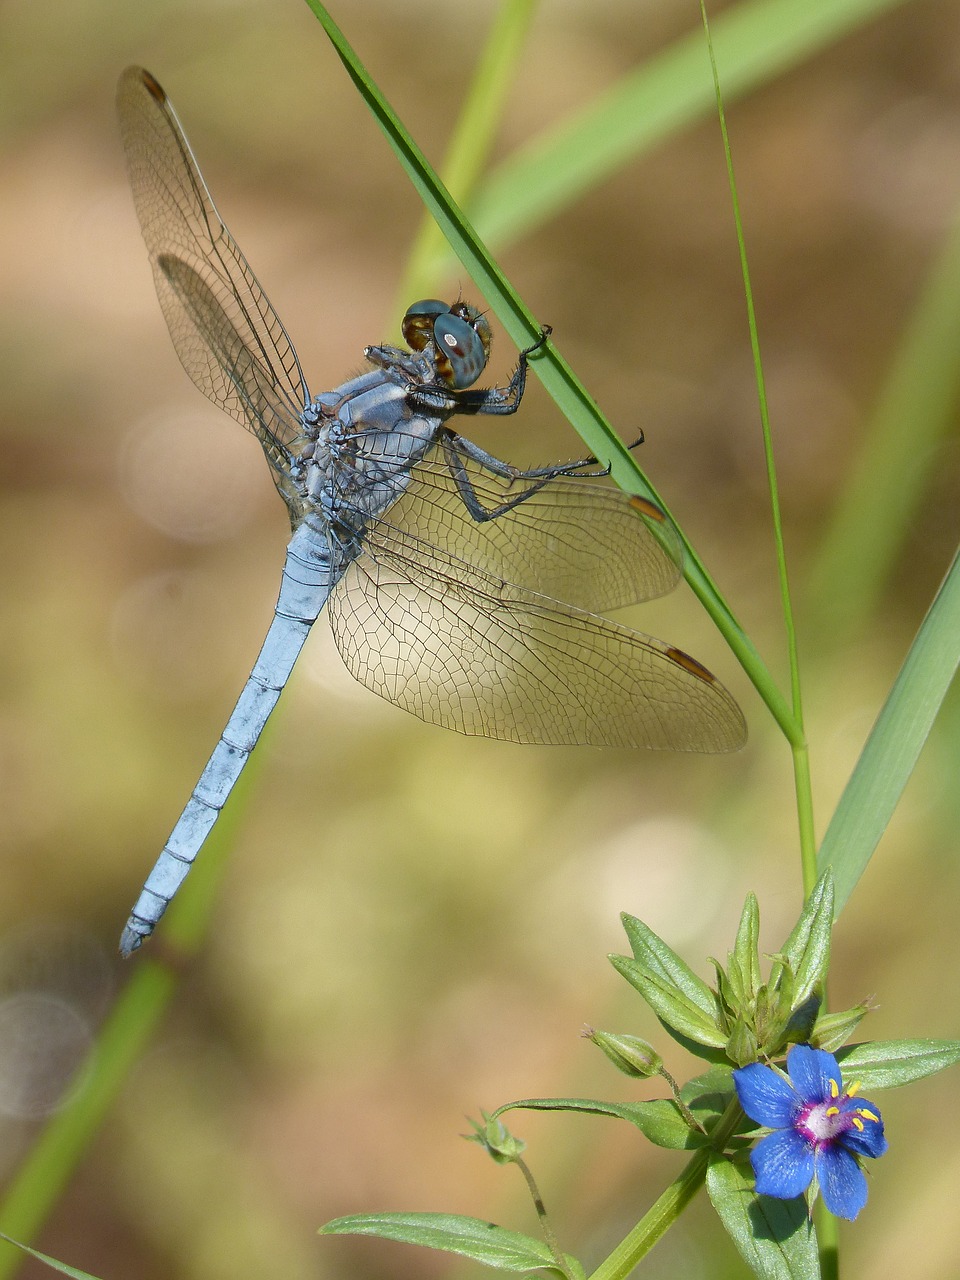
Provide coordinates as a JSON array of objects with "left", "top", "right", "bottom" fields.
[
  {"left": 629, "top": 495, "right": 666, "bottom": 523},
  {"left": 665, "top": 646, "right": 716, "bottom": 683},
  {"left": 140, "top": 69, "right": 166, "bottom": 105}
]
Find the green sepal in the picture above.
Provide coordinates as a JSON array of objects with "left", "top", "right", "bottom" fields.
[
  {"left": 318, "top": 1212, "right": 584, "bottom": 1278},
  {"left": 491, "top": 1096, "right": 708, "bottom": 1150},
  {"left": 585, "top": 1029, "right": 662, "bottom": 1078},
  {"left": 835, "top": 1038, "right": 960, "bottom": 1090},
  {"left": 465, "top": 1111, "right": 526, "bottom": 1164},
  {"left": 725, "top": 1019, "right": 760, "bottom": 1068},
  {"left": 705, "top": 1155, "right": 820, "bottom": 1279}
]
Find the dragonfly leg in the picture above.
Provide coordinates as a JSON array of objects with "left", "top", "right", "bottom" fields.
[{"left": 439, "top": 431, "right": 594, "bottom": 522}]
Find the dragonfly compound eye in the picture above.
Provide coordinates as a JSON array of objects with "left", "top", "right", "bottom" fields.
[
  {"left": 401, "top": 299, "right": 451, "bottom": 352},
  {"left": 431, "top": 311, "right": 487, "bottom": 389}
]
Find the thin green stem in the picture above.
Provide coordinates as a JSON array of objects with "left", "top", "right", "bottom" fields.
[
  {"left": 513, "top": 1156, "right": 577, "bottom": 1280},
  {"left": 586, "top": 1098, "right": 744, "bottom": 1279},
  {"left": 816, "top": 1201, "right": 840, "bottom": 1280},
  {"left": 657, "top": 1065, "right": 706, "bottom": 1134},
  {"left": 587, "top": 1150, "right": 710, "bottom": 1280},
  {"left": 794, "top": 743, "right": 818, "bottom": 896}
]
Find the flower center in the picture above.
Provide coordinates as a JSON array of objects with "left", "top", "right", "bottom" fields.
[{"left": 797, "top": 1099, "right": 849, "bottom": 1147}]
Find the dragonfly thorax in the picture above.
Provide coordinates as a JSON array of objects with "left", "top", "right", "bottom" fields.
[{"left": 297, "top": 362, "right": 446, "bottom": 530}]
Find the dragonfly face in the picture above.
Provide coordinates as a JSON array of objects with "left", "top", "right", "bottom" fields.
[{"left": 115, "top": 66, "right": 745, "bottom": 955}]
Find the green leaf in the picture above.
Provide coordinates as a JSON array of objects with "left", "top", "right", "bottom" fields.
[
  {"left": 610, "top": 956, "right": 728, "bottom": 1050},
  {"left": 836, "top": 1039, "right": 960, "bottom": 1090},
  {"left": 772, "top": 873, "right": 834, "bottom": 1006},
  {"left": 706, "top": 1156, "right": 820, "bottom": 1279},
  {"left": 681, "top": 1069, "right": 750, "bottom": 1146},
  {"left": 619, "top": 915, "right": 720, "bottom": 1020},
  {"left": 319, "top": 1212, "right": 581, "bottom": 1277},
  {"left": 808, "top": 193, "right": 960, "bottom": 646},
  {"left": 818, "top": 547, "right": 960, "bottom": 912},
  {"left": 492, "top": 1095, "right": 707, "bottom": 1150},
  {"left": 0, "top": 1233, "right": 105, "bottom": 1279},
  {"left": 811, "top": 1001, "right": 871, "bottom": 1054},
  {"left": 734, "top": 893, "right": 763, "bottom": 999}
]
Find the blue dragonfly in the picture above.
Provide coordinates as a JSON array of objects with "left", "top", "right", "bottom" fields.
[{"left": 115, "top": 67, "right": 745, "bottom": 956}]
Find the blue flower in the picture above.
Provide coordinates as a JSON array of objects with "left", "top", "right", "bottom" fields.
[{"left": 733, "top": 1045, "right": 887, "bottom": 1220}]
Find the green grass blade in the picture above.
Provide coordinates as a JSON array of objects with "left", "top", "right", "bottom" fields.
[
  {"left": 0, "top": 1232, "right": 105, "bottom": 1280},
  {"left": 306, "top": 0, "right": 796, "bottom": 740},
  {"left": 818, "top": 545, "right": 960, "bottom": 911},
  {"left": 807, "top": 198, "right": 960, "bottom": 643},
  {"left": 396, "top": 0, "right": 540, "bottom": 311},
  {"left": 0, "top": 736, "right": 261, "bottom": 1276},
  {"left": 457, "top": 0, "right": 914, "bottom": 257}
]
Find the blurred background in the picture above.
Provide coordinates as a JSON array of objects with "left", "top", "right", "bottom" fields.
[{"left": 1, "top": 0, "right": 959, "bottom": 1275}]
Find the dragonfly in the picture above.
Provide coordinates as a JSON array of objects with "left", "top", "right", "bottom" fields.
[{"left": 115, "top": 66, "right": 746, "bottom": 957}]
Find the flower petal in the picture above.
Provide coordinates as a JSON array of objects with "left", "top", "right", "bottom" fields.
[
  {"left": 734, "top": 1063, "right": 798, "bottom": 1127},
  {"left": 841, "top": 1101, "right": 888, "bottom": 1159},
  {"left": 786, "top": 1045, "right": 841, "bottom": 1104},
  {"left": 751, "top": 1128, "right": 815, "bottom": 1200},
  {"left": 816, "top": 1144, "right": 868, "bottom": 1220}
]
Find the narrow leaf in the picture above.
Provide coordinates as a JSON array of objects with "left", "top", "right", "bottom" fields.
[
  {"left": 836, "top": 1039, "right": 960, "bottom": 1090},
  {"left": 469, "top": 0, "right": 914, "bottom": 252},
  {"left": 619, "top": 915, "right": 719, "bottom": 1019},
  {"left": 0, "top": 1233, "right": 104, "bottom": 1280},
  {"left": 610, "top": 956, "right": 727, "bottom": 1049},
  {"left": 319, "top": 1212, "right": 579, "bottom": 1276},
  {"left": 706, "top": 1156, "right": 820, "bottom": 1279},
  {"left": 492, "top": 1096, "right": 706, "bottom": 1150},
  {"left": 818, "top": 547, "right": 960, "bottom": 911},
  {"left": 773, "top": 873, "right": 833, "bottom": 1005},
  {"left": 734, "top": 893, "right": 762, "bottom": 998}
]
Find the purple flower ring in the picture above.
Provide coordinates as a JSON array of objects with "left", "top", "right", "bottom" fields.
[{"left": 734, "top": 1044, "right": 887, "bottom": 1220}]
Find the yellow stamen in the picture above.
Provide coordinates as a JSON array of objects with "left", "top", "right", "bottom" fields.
[
  {"left": 858, "top": 1107, "right": 879, "bottom": 1123},
  {"left": 852, "top": 1116, "right": 864, "bottom": 1131},
  {"left": 846, "top": 1081, "right": 861, "bottom": 1098},
  {"left": 825, "top": 1106, "right": 840, "bottom": 1118},
  {"left": 829, "top": 1079, "right": 840, "bottom": 1099}
]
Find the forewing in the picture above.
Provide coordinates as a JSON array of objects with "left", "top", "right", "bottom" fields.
[
  {"left": 328, "top": 530, "right": 746, "bottom": 752},
  {"left": 376, "top": 445, "right": 682, "bottom": 615},
  {"left": 116, "top": 66, "right": 308, "bottom": 458}
]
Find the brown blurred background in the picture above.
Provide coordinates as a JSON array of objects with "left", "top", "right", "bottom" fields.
[{"left": 1, "top": 1, "right": 960, "bottom": 1276}]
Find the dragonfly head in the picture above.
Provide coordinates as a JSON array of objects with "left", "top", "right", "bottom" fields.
[{"left": 401, "top": 299, "right": 492, "bottom": 391}]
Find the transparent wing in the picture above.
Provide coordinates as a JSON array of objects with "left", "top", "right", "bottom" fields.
[
  {"left": 375, "top": 441, "right": 683, "bottom": 615},
  {"left": 328, "top": 528, "right": 746, "bottom": 752},
  {"left": 116, "top": 66, "right": 308, "bottom": 466}
]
